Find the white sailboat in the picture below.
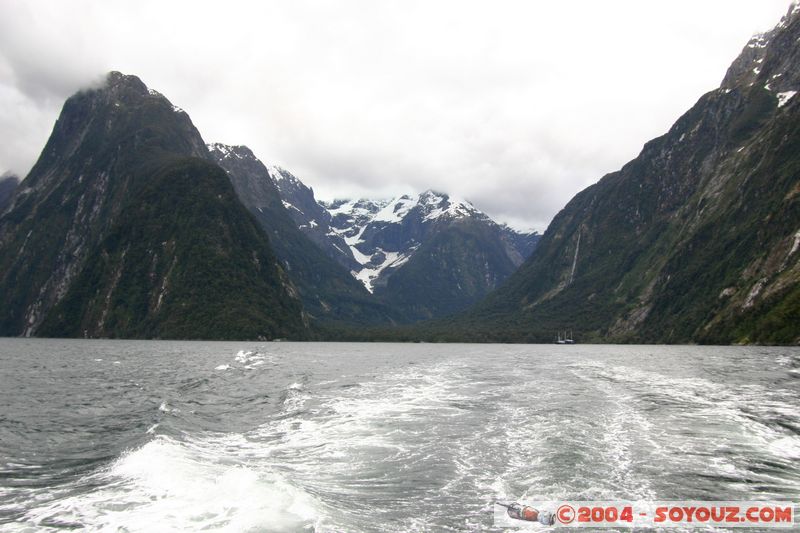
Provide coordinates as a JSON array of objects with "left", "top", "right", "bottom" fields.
[{"left": 555, "top": 330, "right": 575, "bottom": 344}]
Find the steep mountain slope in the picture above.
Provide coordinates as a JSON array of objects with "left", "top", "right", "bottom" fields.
[
  {"left": 207, "top": 144, "right": 398, "bottom": 326},
  {"left": 321, "top": 197, "right": 391, "bottom": 272},
  {"left": 376, "top": 217, "right": 524, "bottom": 320},
  {"left": 448, "top": 3, "right": 800, "bottom": 344},
  {"left": 0, "top": 173, "right": 19, "bottom": 211},
  {"left": 38, "top": 157, "right": 306, "bottom": 340},
  {"left": 268, "top": 167, "right": 359, "bottom": 271},
  {"left": 0, "top": 72, "right": 306, "bottom": 339}
]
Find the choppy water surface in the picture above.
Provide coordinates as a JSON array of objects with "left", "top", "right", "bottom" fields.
[{"left": 0, "top": 340, "right": 798, "bottom": 532}]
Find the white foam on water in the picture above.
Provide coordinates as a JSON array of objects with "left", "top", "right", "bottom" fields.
[
  {"left": 230, "top": 349, "right": 275, "bottom": 371},
  {"left": 206, "top": 362, "right": 479, "bottom": 530},
  {"left": 571, "top": 359, "right": 800, "bottom": 498},
  {"left": 281, "top": 383, "right": 311, "bottom": 413},
  {"left": 234, "top": 349, "right": 253, "bottom": 363},
  {"left": 768, "top": 436, "right": 800, "bottom": 459},
  {"left": 214, "top": 364, "right": 230, "bottom": 371},
  {"left": 18, "top": 435, "right": 320, "bottom": 532},
  {"left": 258, "top": 367, "right": 467, "bottom": 458},
  {"left": 157, "top": 401, "right": 182, "bottom": 414},
  {"left": 591, "top": 378, "right": 658, "bottom": 500}
]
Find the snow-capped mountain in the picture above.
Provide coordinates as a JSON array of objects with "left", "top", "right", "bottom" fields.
[
  {"left": 326, "top": 198, "right": 390, "bottom": 240},
  {"left": 256, "top": 161, "right": 539, "bottom": 321},
  {"left": 264, "top": 164, "right": 539, "bottom": 321},
  {"left": 207, "top": 143, "right": 397, "bottom": 326},
  {"left": 323, "top": 190, "right": 513, "bottom": 292}
]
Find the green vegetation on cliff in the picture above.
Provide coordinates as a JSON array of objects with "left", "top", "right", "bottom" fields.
[{"left": 39, "top": 157, "right": 306, "bottom": 340}]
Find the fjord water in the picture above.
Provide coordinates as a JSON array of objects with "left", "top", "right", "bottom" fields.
[{"left": 1, "top": 340, "right": 798, "bottom": 532}]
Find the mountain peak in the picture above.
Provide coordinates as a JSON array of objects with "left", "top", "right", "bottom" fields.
[
  {"left": 372, "top": 194, "right": 417, "bottom": 223},
  {"left": 207, "top": 143, "right": 255, "bottom": 161},
  {"left": 420, "top": 188, "right": 445, "bottom": 198},
  {"left": 105, "top": 71, "right": 148, "bottom": 93},
  {"left": 266, "top": 165, "right": 307, "bottom": 191},
  {"left": 0, "top": 73, "right": 307, "bottom": 339},
  {"left": 0, "top": 172, "right": 20, "bottom": 212},
  {"left": 783, "top": 0, "right": 800, "bottom": 23},
  {"left": 721, "top": 1, "right": 800, "bottom": 92},
  {"left": 92, "top": 71, "right": 189, "bottom": 115},
  {"left": 417, "top": 190, "right": 482, "bottom": 222}
]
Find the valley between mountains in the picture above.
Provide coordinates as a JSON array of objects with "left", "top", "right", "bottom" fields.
[{"left": 1, "top": 3, "right": 799, "bottom": 343}]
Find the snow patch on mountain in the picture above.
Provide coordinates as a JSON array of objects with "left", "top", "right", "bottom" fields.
[
  {"left": 207, "top": 143, "right": 242, "bottom": 160},
  {"left": 281, "top": 199, "right": 296, "bottom": 211},
  {"left": 326, "top": 200, "right": 357, "bottom": 217},
  {"left": 266, "top": 165, "right": 299, "bottom": 185},
  {"left": 421, "top": 192, "right": 479, "bottom": 222},
  {"left": 351, "top": 247, "right": 417, "bottom": 293},
  {"left": 373, "top": 195, "right": 416, "bottom": 223},
  {"left": 746, "top": 34, "right": 769, "bottom": 49},
  {"left": 320, "top": 189, "right": 514, "bottom": 291},
  {"left": 343, "top": 225, "right": 367, "bottom": 246},
  {"left": 777, "top": 90, "right": 797, "bottom": 107}
]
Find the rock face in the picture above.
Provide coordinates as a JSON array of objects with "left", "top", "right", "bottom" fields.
[
  {"left": 266, "top": 166, "right": 360, "bottom": 272},
  {"left": 0, "top": 173, "right": 19, "bottom": 212},
  {"left": 207, "top": 144, "right": 398, "bottom": 326},
  {"left": 449, "top": 3, "right": 800, "bottom": 344},
  {"left": 0, "top": 72, "right": 307, "bottom": 339}
]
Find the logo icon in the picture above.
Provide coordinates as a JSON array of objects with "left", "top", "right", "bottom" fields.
[
  {"left": 496, "top": 502, "right": 556, "bottom": 525},
  {"left": 557, "top": 504, "right": 576, "bottom": 524}
]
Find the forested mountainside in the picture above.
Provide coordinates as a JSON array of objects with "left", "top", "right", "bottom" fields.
[
  {"left": 424, "top": 3, "right": 800, "bottom": 344},
  {"left": 0, "top": 72, "right": 307, "bottom": 340}
]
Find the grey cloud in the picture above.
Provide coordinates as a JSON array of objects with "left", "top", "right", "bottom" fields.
[{"left": 0, "top": 0, "right": 792, "bottom": 228}]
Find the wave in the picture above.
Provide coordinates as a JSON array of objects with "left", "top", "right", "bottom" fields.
[{"left": 15, "top": 434, "right": 320, "bottom": 532}]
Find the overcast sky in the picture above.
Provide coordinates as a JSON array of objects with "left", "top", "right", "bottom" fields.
[{"left": 0, "top": 1, "right": 793, "bottom": 231}]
